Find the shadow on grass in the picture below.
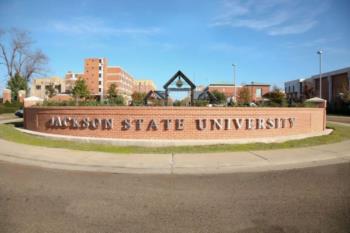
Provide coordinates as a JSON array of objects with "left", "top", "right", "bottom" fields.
[{"left": 9, "top": 121, "right": 24, "bottom": 128}]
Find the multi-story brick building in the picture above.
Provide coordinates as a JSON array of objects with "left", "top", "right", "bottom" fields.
[
  {"left": 106, "top": 66, "right": 135, "bottom": 97},
  {"left": 65, "top": 58, "right": 156, "bottom": 100},
  {"left": 206, "top": 82, "right": 270, "bottom": 102},
  {"left": 244, "top": 82, "right": 271, "bottom": 102}
]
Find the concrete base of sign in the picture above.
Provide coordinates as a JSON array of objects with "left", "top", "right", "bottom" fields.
[{"left": 16, "top": 127, "right": 333, "bottom": 147}]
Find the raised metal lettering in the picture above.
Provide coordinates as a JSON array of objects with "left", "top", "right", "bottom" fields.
[
  {"left": 175, "top": 119, "right": 184, "bottom": 130},
  {"left": 147, "top": 119, "right": 158, "bottom": 130},
  {"left": 122, "top": 119, "right": 131, "bottom": 130},
  {"left": 211, "top": 119, "right": 223, "bottom": 130},
  {"left": 196, "top": 119, "right": 206, "bottom": 130}
]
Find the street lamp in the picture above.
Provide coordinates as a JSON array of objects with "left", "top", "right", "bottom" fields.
[
  {"left": 232, "top": 64, "right": 236, "bottom": 102},
  {"left": 317, "top": 50, "right": 323, "bottom": 98}
]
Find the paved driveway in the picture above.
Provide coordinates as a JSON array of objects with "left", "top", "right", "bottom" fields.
[{"left": 0, "top": 161, "right": 349, "bottom": 233}]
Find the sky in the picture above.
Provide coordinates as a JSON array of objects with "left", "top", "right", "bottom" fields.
[{"left": 0, "top": 0, "right": 349, "bottom": 95}]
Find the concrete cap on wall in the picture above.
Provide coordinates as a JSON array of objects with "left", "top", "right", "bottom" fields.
[
  {"left": 24, "top": 96, "right": 44, "bottom": 108},
  {"left": 305, "top": 97, "right": 327, "bottom": 108}
]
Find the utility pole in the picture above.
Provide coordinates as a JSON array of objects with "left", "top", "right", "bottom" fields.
[
  {"left": 232, "top": 64, "right": 236, "bottom": 102},
  {"left": 317, "top": 50, "right": 323, "bottom": 98}
]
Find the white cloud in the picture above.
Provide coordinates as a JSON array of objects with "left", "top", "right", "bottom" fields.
[
  {"left": 210, "top": 0, "right": 330, "bottom": 36},
  {"left": 268, "top": 20, "right": 317, "bottom": 36},
  {"left": 50, "top": 17, "right": 160, "bottom": 37}
]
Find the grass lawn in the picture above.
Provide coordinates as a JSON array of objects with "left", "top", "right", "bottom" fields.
[{"left": 0, "top": 122, "right": 349, "bottom": 154}]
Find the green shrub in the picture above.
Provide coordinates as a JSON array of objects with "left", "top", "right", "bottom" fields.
[
  {"left": 108, "top": 95, "right": 125, "bottom": 106},
  {"left": 0, "top": 102, "right": 22, "bottom": 114},
  {"left": 194, "top": 100, "right": 209, "bottom": 106},
  {"left": 40, "top": 98, "right": 126, "bottom": 107}
]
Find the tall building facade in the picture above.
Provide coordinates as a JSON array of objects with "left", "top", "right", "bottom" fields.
[
  {"left": 65, "top": 58, "right": 156, "bottom": 99},
  {"left": 106, "top": 66, "right": 135, "bottom": 96},
  {"left": 83, "top": 58, "right": 108, "bottom": 97}
]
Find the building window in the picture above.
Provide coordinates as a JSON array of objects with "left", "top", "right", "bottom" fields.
[
  {"left": 36, "top": 85, "right": 41, "bottom": 90},
  {"left": 99, "top": 88, "right": 102, "bottom": 92},
  {"left": 99, "top": 73, "right": 102, "bottom": 78},
  {"left": 315, "top": 79, "right": 319, "bottom": 90},
  {"left": 99, "top": 66, "right": 102, "bottom": 71},
  {"left": 256, "top": 88, "right": 262, "bottom": 98},
  {"left": 99, "top": 81, "right": 102, "bottom": 85},
  {"left": 55, "top": 85, "right": 61, "bottom": 93}
]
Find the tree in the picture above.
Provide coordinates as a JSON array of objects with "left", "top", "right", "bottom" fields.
[
  {"left": 109, "top": 95, "right": 125, "bottom": 106},
  {"left": 107, "top": 83, "right": 124, "bottom": 105},
  {"left": 341, "top": 91, "right": 350, "bottom": 104},
  {"left": 7, "top": 72, "right": 27, "bottom": 101},
  {"left": 0, "top": 28, "right": 48, "bottom": 84},
  {"left": 211, "top": 90, "right": 226, "bottom": 105},
  {"left": 72, "top": 78, "right": 90, "bottom": 101},
  {"left": 131, "top": 91, "right": 147, "bottom": 106},
  {"left": 303, "top": 81, "right": 314, "bottom": 100},
  {"left": 45, "top": 82, "right": 57, "bottom": 98},
  {"left": 338, "top": 84, "right": 350, "bottom": 105},
  {"left": 107, "top": 83, "right": 118, "bottom": 99},
  {"left": 238, "top": 87, "right": 251, "bottom": 105},
  {"left": 263, "top": 86, "right": 287, "bottom": 106}
]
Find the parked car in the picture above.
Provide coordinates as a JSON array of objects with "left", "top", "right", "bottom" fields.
[{"left": 14, "top": 108, "right": 23, "bottom": 118}]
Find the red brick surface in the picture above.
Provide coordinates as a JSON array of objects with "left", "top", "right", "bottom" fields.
[{"left": 24, "top": 106, "right": 326, "bottom": 140}]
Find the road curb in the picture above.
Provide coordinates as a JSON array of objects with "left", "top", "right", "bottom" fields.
[
  {"left": 0, "top": 118, "right": 349, "bottom": 174},
  {"left": 0, "top": 138, "right": 349, "bottom": 174}
]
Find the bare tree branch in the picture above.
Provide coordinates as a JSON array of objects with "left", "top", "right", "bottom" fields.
[
  {"left": 0, "top": 30, "right": 12, "bottom": 77},
  {"left": 0, "top": 28, "right": 48, "bottom": 84}
]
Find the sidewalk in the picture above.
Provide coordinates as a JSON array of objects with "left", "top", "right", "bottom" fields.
[
  {"left": 0, "top": 138, "right": 349, "bottom": 174},
  {"left": 327, "top": 115, "right": 350, "bottom": 124}
]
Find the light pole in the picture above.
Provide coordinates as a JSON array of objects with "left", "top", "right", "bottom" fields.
[
  {"left": 232, "top": 64, "right": 236, "bottom": 102},
  {"left": 317, "top": 50, "right": 323, "bottom": 98}
]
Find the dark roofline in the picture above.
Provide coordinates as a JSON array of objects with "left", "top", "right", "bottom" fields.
[
  {"left": 208, "top": 84, "right": 235, "bottom": 86},
  {"left": 244, "top": 83, "right": 270, "bottom": 86},
  {"left": 163, "top": 70, "right": 196, "bottom": 89},
  {"left": 144, "top": 90, "right": 165, "bottom": 101}
]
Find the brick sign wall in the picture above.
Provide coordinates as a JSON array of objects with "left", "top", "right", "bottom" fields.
[{"left": 24, "top": 106, "right": 326, "bottom": 140}]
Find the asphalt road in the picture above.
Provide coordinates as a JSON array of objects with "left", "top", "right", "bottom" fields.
[{"left": 0, "top": 161, "right": 349, "bottom": 233}]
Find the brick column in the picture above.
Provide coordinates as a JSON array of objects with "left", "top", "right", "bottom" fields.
[
  {"left": 2, "top": 89, "right": 11, "bottom": 103},
  {"left": 18, "top": 90, "right": 26, "bottom": 103}
]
